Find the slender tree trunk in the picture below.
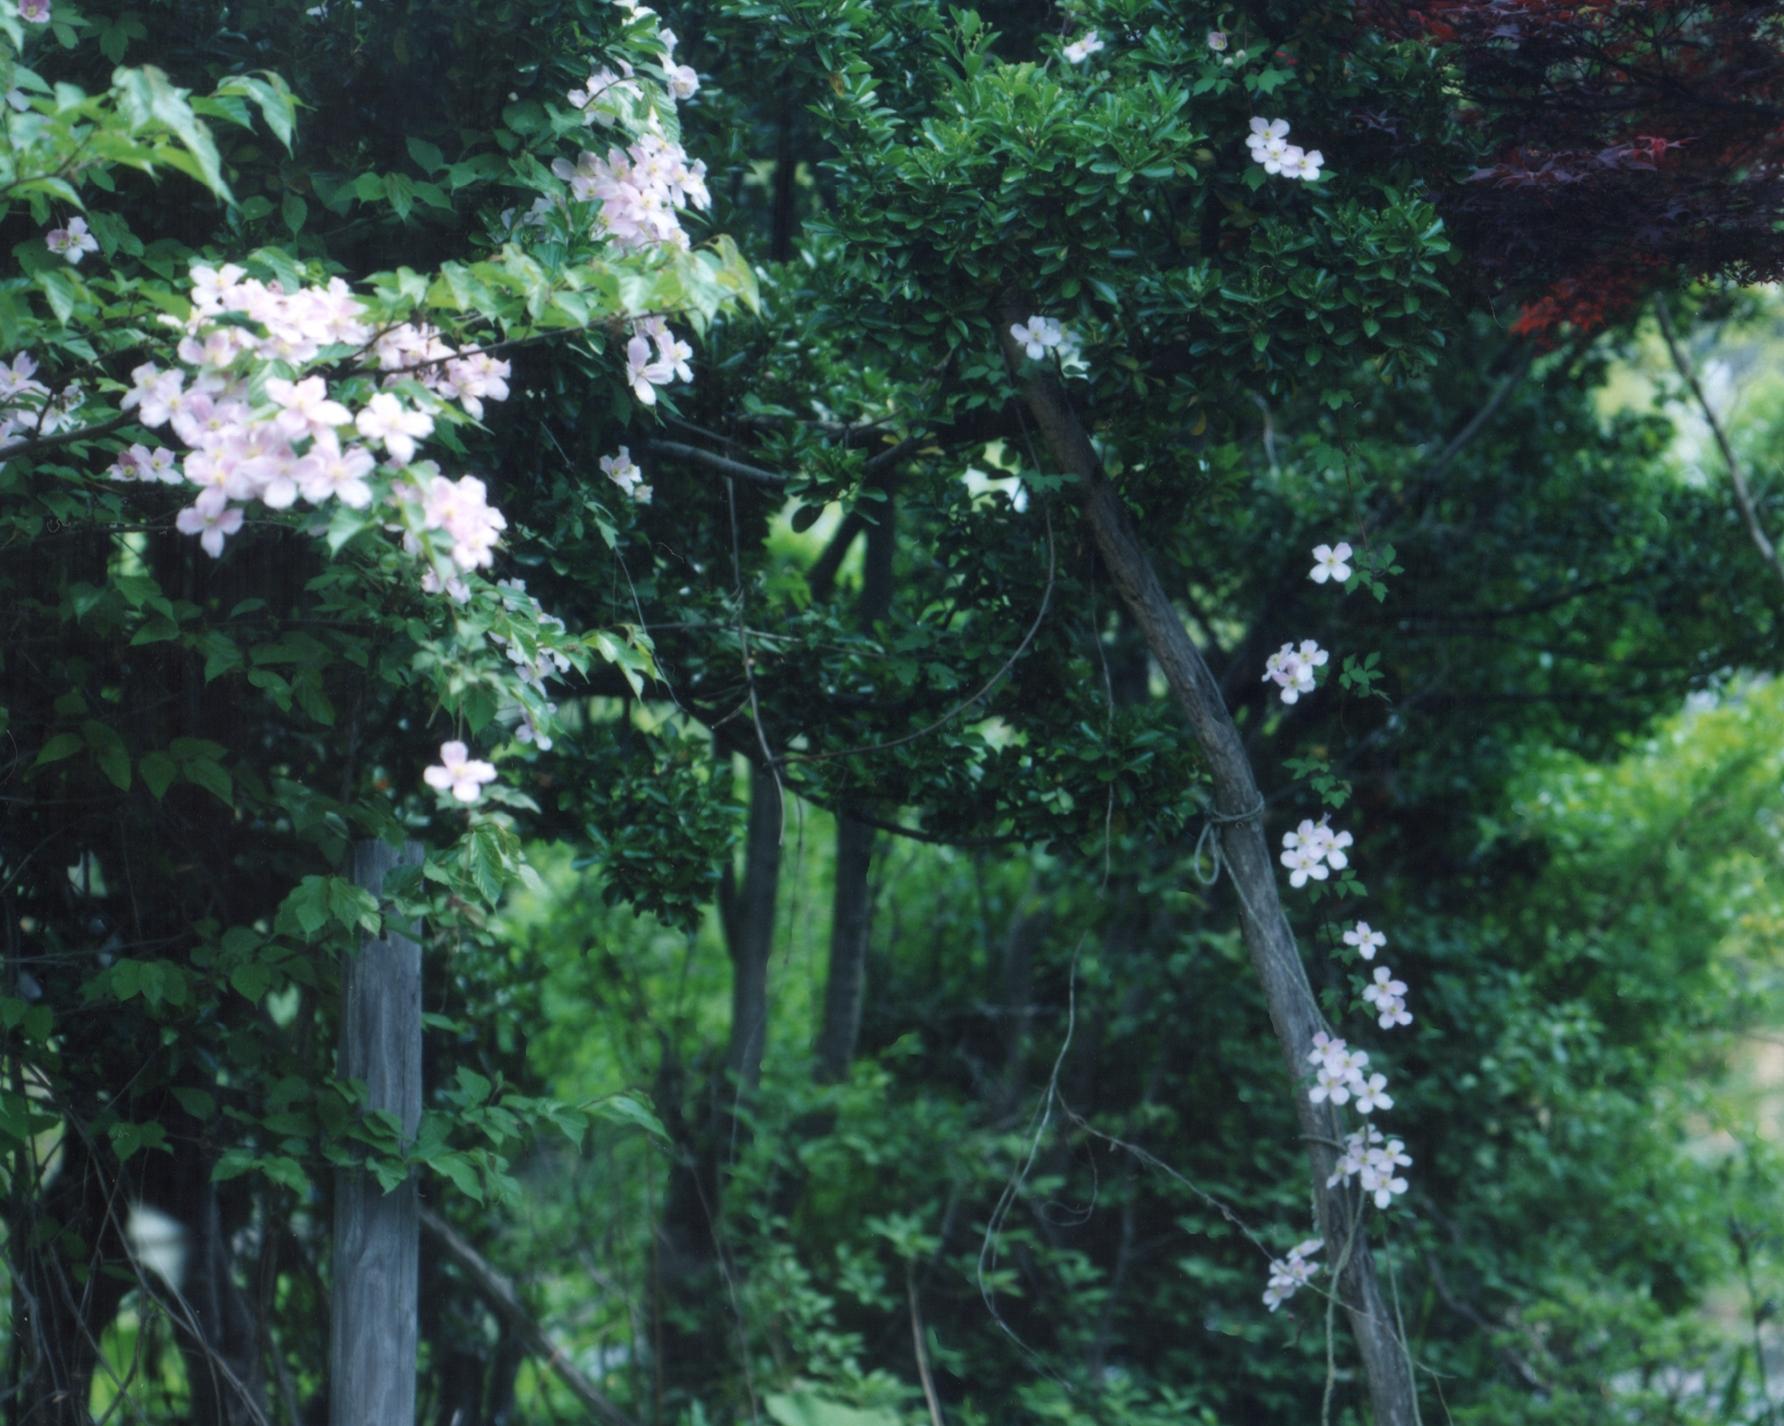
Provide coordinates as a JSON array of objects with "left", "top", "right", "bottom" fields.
[
  {"left": 1000, "top": 303, "right": 1420, "bottom": 1426},
  {"left": 722, "top": 764, "right": 783, "bottom": 1095},
  {"left": 655, "top": 763, "right": 783, "bottom": 1397},
  {"left": 815, "top": 493, "right": 895, "bottom": 1082}
]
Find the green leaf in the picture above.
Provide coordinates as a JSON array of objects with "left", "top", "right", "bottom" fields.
[
  {"left": 216, "top": 71, "right": 297, "bottom": 151},
  {"left": 432, "top": 1153, "right": 484, "bottom": 1203},
  {"left": 140, "top": 751, "right": 177, "bottom": 799},
  {"left": 33, "top": 732, "right": 82, "bottom": 768},
  {"left": 764, "top": 1392, "right": 901, "bottom": 1426},
  {"left": 588, "top": 1092, "right": 668, "bottom": 1143},
  {"left": 171, "top": 1087, "right": 216, "bottom": 1119},
  {"left": 230, "top": 960, "right": 273, "bottom": 1004},
  {"left": 112, "top": 65, "right": 233, "bottom": 202},
  {"left": 405, "top": 135, "right": 445, "bottom": 173},
  {"left": 109, "top": 1120, "right": 169, "bottom": 1163},
  {"left": 182, "top": 757, "right": 233, "bottom": 806},
  {"left": 280, "top": 191, "right": 307, "bottom": 234}
]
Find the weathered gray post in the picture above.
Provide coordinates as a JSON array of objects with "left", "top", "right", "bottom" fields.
[{"left": 331, "top": 839, "right": 424, "bottom": 1426}]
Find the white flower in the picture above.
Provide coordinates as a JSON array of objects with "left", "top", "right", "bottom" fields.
[
  {"left": 1285, "top": 147, "right": 1326, "bottom": 181},
  {"left": 1343, "top": 920, "right": 1387, "bottom": 961},
  {"left": 1009, "top": 315, "right": 1064, "bottom": 361},
  {"left": 423, "top": 740, "right": 497, "bottom": 803},
  {"left": 1376, "top": 997, "right": 1413, "bottom": 1030},
  {"left": 1354, "top": 1072, "right": 1393, "bottom": 1115},
  {"left": 1263, "top": 639, "right": 1327, "bottom": 704},
  {"left": 1362, "top": 966, "right": 1408, "bottom": 1014},
  {"left": 355, "top": 392, "right": 433, "bottom": 465},
  {"left": 295, "top": 436, "right": 376, "bottom": 508},
  {"left": 1247, "top": 116, "right": 1289, "bottom": 151},
  {"left": 1062, "top": 30, "right": 1104, "bottom": 64},
  {"left": 121, "top": 363, "right": 185, "bottom": 428},
  {"left": 1310, "top": 541, "right": 1353, "bottom": 584},
  {"left": 1328, "top": 1126, "right": 1382, "bottom": 1188},
  {"left": 1263, "top": 1237, "right": 1322, "bottom": 1312},
  {"left": 1260, "top": 138, "right": 1296, "bottom": 174},
  {"left": 1360, "top": 1139, "right": 1412, "bottom": 1209},
  {"left": 44, "top": 215, "right": 98, "bottom": 263},
  {"left": 266, "top": 375, "right": 351, "bottom": 440},
  {"left": 599, "top": 445, "right": 649, "bottom": 500},
  {"left": 624, "top": 335, "right": 673, "bottom": 404},
  {"left": 175, "top": 502, "right": 245, "bottom": 558},
  {"left": 666, "top": 63, "right": 700, "bottom": 100},
  {"left": 1309, "top": 1064, "right": 1353, "bottom": 1105},
  {"left": 1206, "top": 29, "right": 1228, "bottom": 52}
]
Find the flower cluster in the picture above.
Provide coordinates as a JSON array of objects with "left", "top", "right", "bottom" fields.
[
  {"left": 1262, "top": 638, "right": 1328, "bottom": 704},
  {"left": 599, "top": 445, "right": 652, "bottom": 502},
  {"left": 1279, "top": 817, "right": 1352, "bottom": 888},
  {"left": 1328, "top": 1126, "right": 1412, "bottom": 1210},
  {"left": 623, "top": 314, "right": 694, "bottom": 406},
  {"left": 114, "top": 263, "right": 513, "bottom": 572},
  {"left": 0, "top": 352, "right": 84, "bottom": 455},
  {"left": 1246, "top": 117, "right": 1326, "bottom": 181},
  {"left": 1262, "top": 1238, "right": 1322, "bottom": 1312},
  {"left": 1362, "top": 966, "right": 1412, "bottom": 1029},
  {"left": 493, "top": 578, "right": 572, "bottom": 751},
  {"left": 1062, "top": 30, "right": 1104, "bottom": 64},
  {"left": 1307, "top": 1031, "right": 1393, "bottom": 1114},
  {"left": 548, "top": 130, "right": 711, "bottom": 255}
]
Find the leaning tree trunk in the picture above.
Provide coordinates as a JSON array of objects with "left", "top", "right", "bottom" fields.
[{"left": 999, "top": 302, "right": 1420, "bottom": 1426}]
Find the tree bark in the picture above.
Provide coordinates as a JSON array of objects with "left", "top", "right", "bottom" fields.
[
  {"left": 331, "top": 839, "right": 424, "bottom": 1426},
  {"left": 816, "top": 490, "right": 895, "bottom": 1082},
  {"left": 722, "top": 765, "right": 783, "bottom": 1095},
  {"left": 999, "top": 304, "right": 1420, "bottom": 1426}
]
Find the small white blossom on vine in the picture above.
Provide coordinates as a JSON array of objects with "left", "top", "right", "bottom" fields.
[
  {"left": 1362, "top": 966, "right": 1410, "bottom": 1027},
  {"left": 600, "top": 445, "right": 652, "bottom": 503},
  {"left": 1206, "top": 29, "right": 1228, "bottom": 52},
  {"left": 1343, "top": 920, "right": 1387, "bottom": 961},
  {"left": 1360, "top": 1138, "right": 1412, "bottom": 1209},
  {"left": 1310, "top": 541, "right": 1353, "bottom": 584},
  {"left": 1262, "top": 1238, "right": 1322, "bottom": 1312},
  {"left": 1263, "top": 639, "right": 1328, "bottom": 703},
  {"left": 1354, "top": 1071, "right": 1394, "bottom": 1114},
  {"left": 1281, "top": 817, "right": 1350, "bottom": 887},
  {"left": 44, "top": 216, "right": 97, "bottom": 263},
  {"left": 1285, "top": 147, "right": 1326, "bottom": 181},
  {"left": 1062, "top": 30, "right": 1104, "bottom": 64},
  {"left": 1010, "top": 315, "right": 1067, "bottom": 361},
  {"left": 424, "top": 740, "right": 497, "bottom": 803}
]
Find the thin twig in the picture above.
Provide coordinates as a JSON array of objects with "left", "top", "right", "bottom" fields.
[
  {"left": 907, "top": 1268, "right": 946, "bottom": 1426},
  {"left": 1655, "top": 292, "right": 1784, "bottom": 593}
]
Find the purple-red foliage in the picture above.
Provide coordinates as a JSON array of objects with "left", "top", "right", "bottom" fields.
[{"left": 1359, "top": 3, "right": 1784, "bottom": 339}]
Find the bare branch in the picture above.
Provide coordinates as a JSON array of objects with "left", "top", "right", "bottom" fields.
[{"left": 1654, "top": 292, "right": 1784, "bottom": 593}]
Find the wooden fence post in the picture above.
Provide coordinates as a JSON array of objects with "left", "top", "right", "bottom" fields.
[{"left": 331, "top": 839, "right": 424, "bottom": 1426}]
